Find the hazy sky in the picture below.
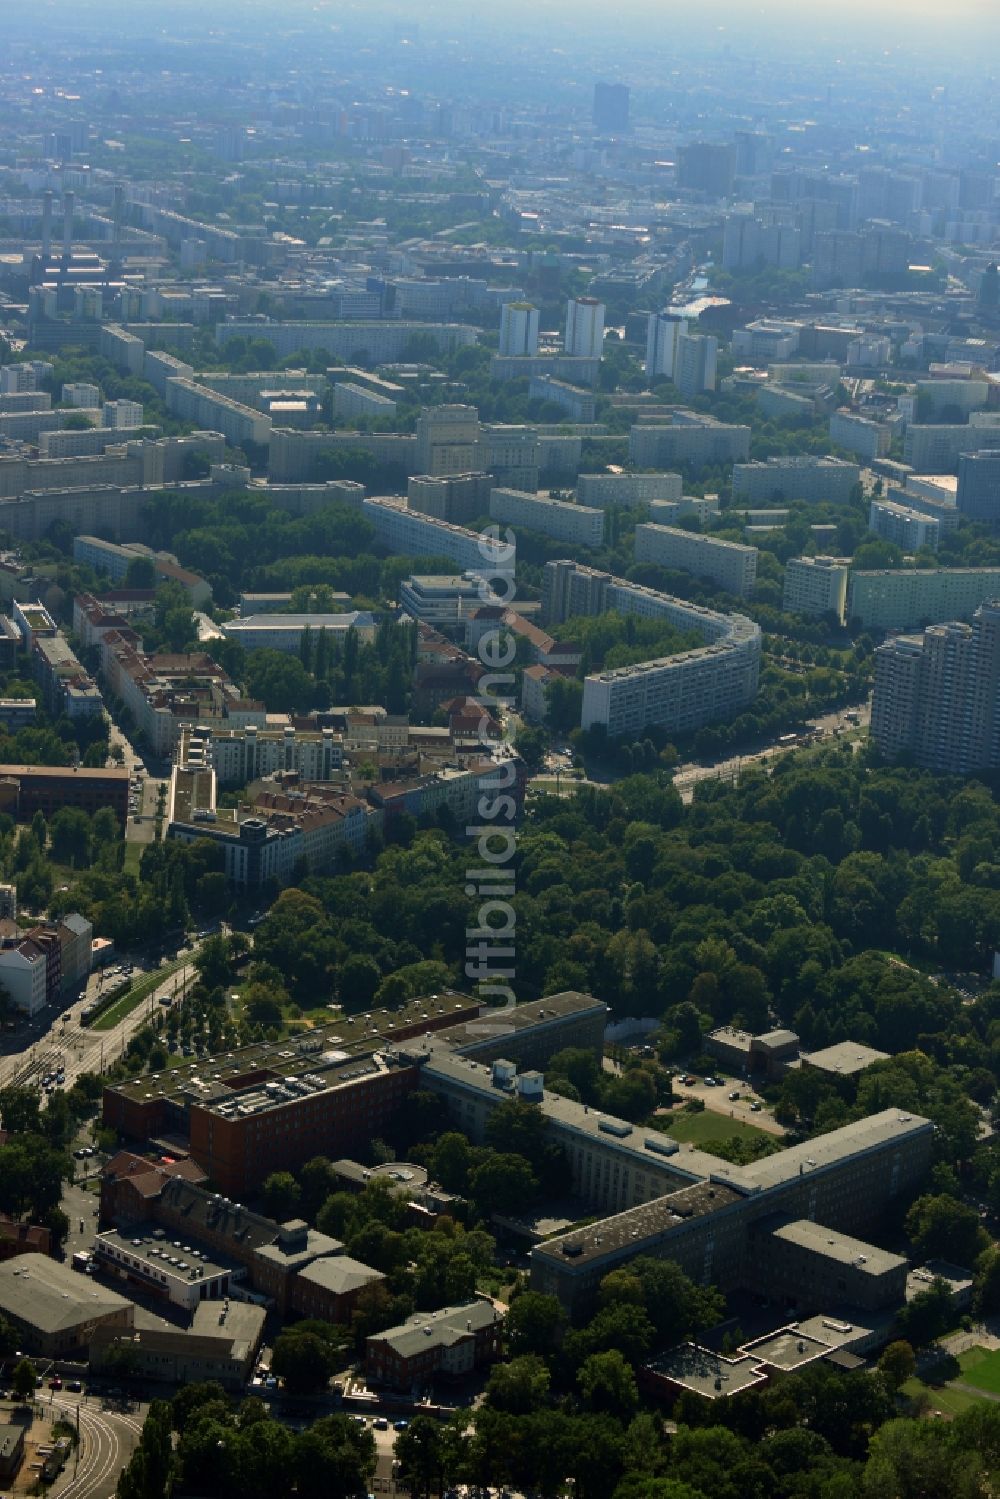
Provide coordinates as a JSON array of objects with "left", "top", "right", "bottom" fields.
[{"left": 9, "top": 0, "right": 1000, "bottom": 62}]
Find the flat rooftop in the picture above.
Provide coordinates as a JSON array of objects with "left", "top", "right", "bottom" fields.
[
  {"left": 761, "top": 1215, "right": 906, "bottom": 1277},
  {"left": 741, "top": 1326, "right": 834, "bottom": 1371},
  {"left": 171, "top": 766, "right": 215, "bottom": 823},
  {"left": 801, "top": 1041, "right": 889, "bottom": 1076},
  {"left": 227, "top": 613, "right": 371, "bottom": 630},
  {"left": 708, "top": 1025, "right": 754, "bottom": 1054},
  {"left": 405, "top": 576, "right": 481, "bottom": 591},
  {"left": 95, "top": 1223, "right": 232, "bottom": 1284},
  {"left": 434, "top": 990, "right": 608, "bottom": 1051},
  {"left": 533, "top": 1110, "right": 932, "bottom": 1269},
  {"left": 534, "top": 1179, "right": 745, "bottom": 1269},
  {"left": 0, "top": 764, "right": 128, "bottom": 783},
  {"left": 110, "top": 990, "right": 479, "bottom": 1105},
  {"left": 644, "top": 1343, "right": 767, "bottom": 1400},
  {"left": 418, "top": 1047, "right": 729, "bottom": 1184},
  {"left": 203, "top": 1051, "right": 387, "bottom": 1123},
  {"left": 191, "top": 1298, "right": 266, "bottom": 1358},
  {"left": 736, "top": 1110, "right": 932, "bottom": 1192}
]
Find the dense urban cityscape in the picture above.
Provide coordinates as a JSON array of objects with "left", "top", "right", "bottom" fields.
[{"left": 0, "top": 0, "right": 998, "bottom": 1495}]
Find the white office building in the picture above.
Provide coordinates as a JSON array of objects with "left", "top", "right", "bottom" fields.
[
  {"left": 868, "top": 497, "right": 940, "bottom": 552},
  {"left": 634, "top": 524, "right": 758, "bottom": 598},
  {"left": 649, "top": 495, "right": 721, "bottom": 527},
  {"left": 398, "top": 575, "right": 487, "bottom": 631},
  {"left": 177, "top": 723, "right": 344, "bottom": 787},
  {"left": 674, "top": 334, "right": 718, "bottom": 398},
  {"left": 645, "top": 313, "right": 688, "bottom": 379},
  {"left": 362, "top": 497, "right": 514, "bottom": 575},
  {"left": 332, "top": 383, "right": 397, "bottom": 421},
  {"left": 165, "top": 380, "right": 272, "bottom": 448},
  {"left": 782, "top": 557, "right": 850, "bottom": 623},
  {"left": 830, "top": 409, "right": 891, "bottom": 462},
  {"left": 0, "top": 362, "right": 52, "bottom": 393},
  {"left": 731, "top": 321, "right": 800, "bottom": 361},
  {"left": 490, "top": 488, "right": 605, "bottom": 547},
  {"left": 629, "top": 417, "right": 750, "bottom": 469},
  {"left": 62, "top": 382, "right": 100, "bottom": 408},
  {"left": 565, "top": 298, "right": 606, "bottom": 360},
  {"left": 103, "top": 400, "right": 144, "bottom": 429},
  {"left": 221, "top": 612, "right": 376, "bottom": 653},
  {"left": 499, "top": 302, "right": 540, "bottom": 358},
  {"left": 0, "top": 936, "right": 48, "bottom": 1016},
  {"left": 577, "top": 472, "right": 683, "bottom": 509},
  {"left": 847, "top": 568, "right": 1000, "bottom": 631},
  {"left": 414, "top": 406, "right": 484, "bottom": 478},
  {"left": 731, "top": 457, "right": 861, "bottom": 505}
]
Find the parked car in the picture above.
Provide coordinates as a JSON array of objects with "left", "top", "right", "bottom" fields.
[
  {"left": 750, "top": 1102, "right": 762, "bottom": 1112},
  {"left": 373, "top": 1417, "right": 388, "bottom": 1430}
]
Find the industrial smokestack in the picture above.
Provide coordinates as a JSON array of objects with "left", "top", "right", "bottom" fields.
[
  {"left": 62, "top": 190, "right": 75, "bottom": 258},
  {"left": 41, "top": 190, "right": 53, "bottom": 259}
]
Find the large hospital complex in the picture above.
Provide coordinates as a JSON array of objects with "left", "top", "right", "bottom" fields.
[{"left": 103, "top": 990, "right": 932, "bottom": 1321}]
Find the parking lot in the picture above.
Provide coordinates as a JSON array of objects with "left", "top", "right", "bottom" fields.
[{"left": 670, "top": 1072, "right": 786, "bottom": 1135}]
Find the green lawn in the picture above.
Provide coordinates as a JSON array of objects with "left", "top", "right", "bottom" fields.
[
  {"left": 958, "top": 1347, "right": 1000, "bottom": 1393},
  {"left": 123, "top": 841, "right": 143, "bottom": 877},
  {"left": 900, "top": 1375, "right": 983, "bottom": 1417},
  {"left": 91, "top": 957, "right": 188, "bottom": 1030},
  {"left": 656, "top": 1108, "right": 778, "bottom": 1149}
]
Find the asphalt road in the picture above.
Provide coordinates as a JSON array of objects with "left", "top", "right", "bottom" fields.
[
  {"left": 0, "top": 954, "right": 197, "bottom": 1094},
  {"left": 671, "top": 700, "right": 872, "bottom": 804},
  {"left": 107, "top": 709, "right": 165, "bottom": 852},
  {"left": 48, "top": 1392, "right": 145, "bottom": 1499}
]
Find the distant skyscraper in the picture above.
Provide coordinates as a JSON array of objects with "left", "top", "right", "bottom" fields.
[
  {"left": 677, "top": 142, "right": 737, "bottom": 198},
  {"left": 958, "top": 451, "right": 1000, "bottom": 528},
  {"left": 498, "top": 301, "right": 540, "bottom": 358},
  {"left": 645, "top": 312, "right": 688, "bottom": 379},
  {"left": 565, "top": 297, "right": 605, "bottom": 359},
  {"left": 674, "top": 334, "right": 718, "bottom": 397},
  {"left": 593, "top": 82, "right": 630, "bottom": 134},
  {"left": 871, "top": 600, "right": 1000, "bottom": 773},
  {"left": 979, "top": 263, "right": 999, "bottom": 309},
  {"left": 214, "top": 126, "right": 245, "bottom": 163}
]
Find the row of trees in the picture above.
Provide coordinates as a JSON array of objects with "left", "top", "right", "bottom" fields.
[
  {"left": 0, "top": 1082, "right": 102, "bottom": 1240},
  {"left": 115, "top": 1386, "right": 375, "bottom": 1499},
  {"left": 117, "top": 1367, "right": 1000, "bottom": 1499}
]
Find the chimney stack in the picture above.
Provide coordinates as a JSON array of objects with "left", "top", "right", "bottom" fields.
[
  {"left": 63, "top": 190, "right": 75, "bottom": 258},
  {"left": 41, "top": 190, "right": 53, "bottom": 259}
]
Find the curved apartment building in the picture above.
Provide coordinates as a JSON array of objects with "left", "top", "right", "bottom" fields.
[{"left": 542, "top": 560, "right": 761, "bottom": 737}]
